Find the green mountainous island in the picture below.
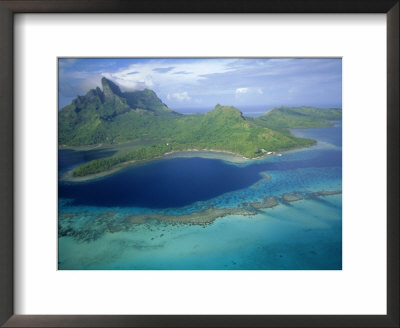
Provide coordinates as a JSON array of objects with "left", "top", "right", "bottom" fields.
[{"left": 59, "top": 77, "right": 342, "bottom": 179}]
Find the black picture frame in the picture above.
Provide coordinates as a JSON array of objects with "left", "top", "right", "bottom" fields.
[{"left": 0, "top": 0, "right": 398, "bottom": 327}]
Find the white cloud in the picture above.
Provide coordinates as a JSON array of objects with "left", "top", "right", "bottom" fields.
[
  {"left": 235, "top": 87, "right": 248, "bottom": 94},
  {"left": 170, "top": 91, "right": 191, "bottom": 102},
  {"left": 235, "top": 87, "right": 265, "bottom": 99},
  {"left": 102, "top": 59, "right": 237, "bottom": 92}
]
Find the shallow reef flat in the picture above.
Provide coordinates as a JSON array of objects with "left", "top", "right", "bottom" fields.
[
  {"left": 58, "top": 189, "right": 341, "bottom": 243},
  {"left": 127, "top": 207, "right": 256, "bottom": 226},
  {"left": 58, "top": 193, "right": 342, "bottom": 270},
  {"left": 312, "top": 190, "right": 342, "bottom": 197},
  {"left": 251, "top": 172, "right": 272, "bottom": 189},
  {"left": 247, "top": 196, "right": 279, "bottom": 210},
  {"left": 281, "top": 192, "right": 303, "bottom": 202}
]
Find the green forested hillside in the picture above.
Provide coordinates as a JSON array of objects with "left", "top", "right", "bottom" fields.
[
  {"left": 72, "top": 104, "right": 317, "bottom": 177},
  {"left": 59, "top": 78, "right": 341, "bottom": 177},
  {"left": 58, "top": 78, "right": 179, "bottom": 145},
  {"left": 251, "top": 106, "right": 342, "bottom": 132}
]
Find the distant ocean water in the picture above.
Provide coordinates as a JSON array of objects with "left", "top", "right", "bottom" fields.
[
  {"left": 174, "top": 105, "right": 340, "bottom": 117},
  {"left": 175, "top": 106, "right": 273, "bottom": 117},
  {"left": 58, "top": 122, "right": 342, "bottom": 270}
]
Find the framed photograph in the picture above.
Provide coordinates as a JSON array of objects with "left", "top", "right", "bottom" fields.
[
  {"left": 0, "top": 0, "right": 398, "bottom": 327},
  {"left": 57, "top": 56, "right": 343, "bottom": 271}
]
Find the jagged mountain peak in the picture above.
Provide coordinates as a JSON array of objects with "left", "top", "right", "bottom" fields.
[
  {"left": 61, "top": 78, "right": 181, "bottom": 121},
  {"left": 101, "top": 77, "right": 123, "bottom": 98}
]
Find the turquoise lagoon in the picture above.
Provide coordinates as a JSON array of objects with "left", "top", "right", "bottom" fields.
[{"left": 58, "top": 123, "right": 342, "bottom": 270}]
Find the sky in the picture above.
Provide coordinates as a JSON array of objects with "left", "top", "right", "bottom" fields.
[{"left": 58, "top": 58, "right": 342, "bottom": 114}]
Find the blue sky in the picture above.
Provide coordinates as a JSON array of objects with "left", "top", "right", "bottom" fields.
[{"left": 58, "top": 58, "right": 342, "bottom": 113}]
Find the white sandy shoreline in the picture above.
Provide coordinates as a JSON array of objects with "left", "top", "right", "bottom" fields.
[
  {"left": 59, "top": 141, "right": 318, "bottom": 183},
  {"left": 59, "top": 148, "right": 280, "bottom": 183}
]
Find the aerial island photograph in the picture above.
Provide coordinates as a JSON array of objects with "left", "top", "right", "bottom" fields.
[{"left": 58, "top": 58, "right": 342, "bottom": 270}]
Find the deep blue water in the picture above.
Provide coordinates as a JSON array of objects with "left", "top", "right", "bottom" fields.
[
  {"left": 59, "top": 157, "right": 263, "bottom": 208},
  {"left": 58, "top": 123, "right": 341, "bottom": 209},
  {"left": 58, "top": 122, "right": 342, "bottom": 270},
  {"left": 290, "top": 121, "right": 342, "bottom": 148},
  {"left": 58, "top": 150, "right": 340, "bottom": 208}
]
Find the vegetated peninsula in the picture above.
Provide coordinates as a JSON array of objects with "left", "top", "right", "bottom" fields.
[
  {"left": 59, "top": 78, "right": 342, "bottom": 179},
  {"left": 250, "top": 106, "right": 342, "bottom": 132}
]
